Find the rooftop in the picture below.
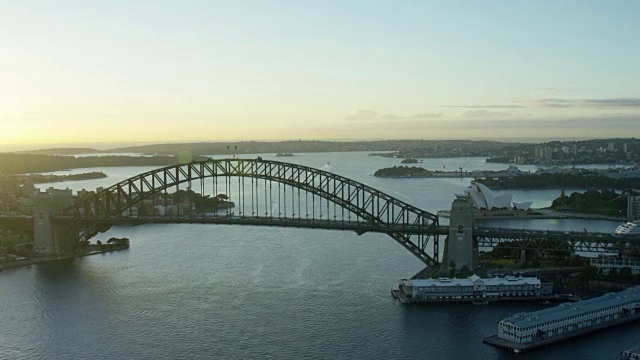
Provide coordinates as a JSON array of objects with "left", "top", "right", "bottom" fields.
[
  {"left": 501, "top": 286, "right": 640, "bottom": 329},
  {"left": 406, "top": 275, "right": 541, "bottom": 288}
]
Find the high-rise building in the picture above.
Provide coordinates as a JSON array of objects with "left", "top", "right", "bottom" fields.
[
  {"left": 628, "top": 196, "right": 640, "bottom": 219},
  {"left": 534, "top": 145, "right": 543, "bottom": 159}
]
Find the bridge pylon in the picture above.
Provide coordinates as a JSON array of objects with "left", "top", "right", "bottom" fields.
[
  {"left": 33, "top": 190, "right": 77, "bottom": 255},
  {"left": 442, "top": 194, "right": 476, "bottom": 274}
]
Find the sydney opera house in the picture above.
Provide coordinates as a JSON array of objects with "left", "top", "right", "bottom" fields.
[{"left": 464, "top": 182, "right": 532, "bottom": 211}]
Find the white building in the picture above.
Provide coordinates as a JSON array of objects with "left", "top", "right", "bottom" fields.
[
  {"left": 497, "top": 286, "right": 640, "bottom": 345},
  {"left": 464, "top": 182, "right": 531, "bottom": 211},
  {"left": 513, "top": 201, "right": 534, "bottom": 211},
  {"left": 399, "top": 275, "right": 548, "bottom": 302},
  {"left": 622, "top": 343, "right": 640, "bottom": 360}
]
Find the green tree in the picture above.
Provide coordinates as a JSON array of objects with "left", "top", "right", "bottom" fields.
[
  {"left": 459, "top": 265, "right": 471, "bottom": 278},
  {"left": 619, "top": 267, "right": 633, "bottom": 282},
  {"left": 578, "top": 265, "right": 598, "bottom": 284}
]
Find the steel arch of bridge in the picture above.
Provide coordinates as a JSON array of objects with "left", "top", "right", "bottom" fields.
[{"left": 62, "top": 158, "right": 441, "bottom": 267}]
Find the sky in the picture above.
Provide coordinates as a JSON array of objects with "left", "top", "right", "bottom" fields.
[{"left": 1, "top": 0, "right": 640, "bottom": 149}]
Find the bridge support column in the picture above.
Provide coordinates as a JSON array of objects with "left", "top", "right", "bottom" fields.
[
  {"left": 33, "top": 190, "right": 76, "bottom": 256},
  {"left": 443, "top": 195, "right": 476, "bottom": 274}
]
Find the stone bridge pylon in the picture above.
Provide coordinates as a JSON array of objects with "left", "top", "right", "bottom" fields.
[
  {"left": 33, "top": 190, "right": 77, "bottom": 255},
  {"left": 441, "top": 194, "right": 476, "bottom": 274}
]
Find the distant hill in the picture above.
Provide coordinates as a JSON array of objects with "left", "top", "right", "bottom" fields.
[
  {"left": 107, "top": 140, "right": 404, "bottom": 155},
  {"left": 0, "top": 154, "right": 206, "bottom": 174},
  {"left": 14, "top": 148, "right": 102, "bottom": 155},
  {"left": 105, "top": 139, "right": 523, "bottom": 156}
]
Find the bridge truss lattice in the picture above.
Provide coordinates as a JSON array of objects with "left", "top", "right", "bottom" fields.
[{"left": 61, "top": 158, "right": 442, "bottom": 267}]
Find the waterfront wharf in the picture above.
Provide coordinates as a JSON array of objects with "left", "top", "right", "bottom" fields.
[
  {"left": 0, "top": 245, "right": 129, "bottom": 271},
  {"left": 621, "top": 342, "right": 640, "bottom": 359},
  {"left": 484, "top": 312, "right": 640, "bottom": 353},
  {"left": 391, "top": 292, "right": 563, "bottom": 305}
]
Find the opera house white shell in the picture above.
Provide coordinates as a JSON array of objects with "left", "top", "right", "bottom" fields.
[
  {"left": 464, "top": 182, "right": 530, "bottom": 210},
  {"left": 512, "top": 201, "right": 533, "bottom": 211}
]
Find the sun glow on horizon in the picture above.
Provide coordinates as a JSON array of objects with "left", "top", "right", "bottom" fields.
[{"left": 1, "top": 1, "right": 640, "bottom": 145}]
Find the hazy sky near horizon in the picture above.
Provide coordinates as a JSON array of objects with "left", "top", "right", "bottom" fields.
[{"left": 1, "top": 0, "right": 640, "bottom": 147}]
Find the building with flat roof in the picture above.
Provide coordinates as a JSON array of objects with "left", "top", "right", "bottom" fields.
[
  {"left": 622, "top": 342, "right": 640, "bottom": 360},
  {"left": 397, "top": 275, "right": 552, "bottom": 303},
  {"left": 496, "top": 287, "right": 640, "bottom": 346}
]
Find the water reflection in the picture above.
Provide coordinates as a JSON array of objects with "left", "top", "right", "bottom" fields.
[{"left": 2, "top": 152, "right": 636, "bottom": 359}]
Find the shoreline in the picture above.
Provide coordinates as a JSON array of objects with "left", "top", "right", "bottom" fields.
[
  {"left": 438, "top": 209, "right": 627, "bottom": 222},
  {"left": 0, "top": 246, "right": 129, "bottom": 271}
]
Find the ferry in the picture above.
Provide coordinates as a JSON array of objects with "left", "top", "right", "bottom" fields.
[{"left": 615, "top": 221, "right": 640, "bottom": 235}]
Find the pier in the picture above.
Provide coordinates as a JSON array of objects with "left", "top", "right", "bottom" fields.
[
  {"left": 484, "top": 287, "right": 640, "bottom": 353},
  {"left": 484, "top": 313, "right": 640, "bottom": 353}
]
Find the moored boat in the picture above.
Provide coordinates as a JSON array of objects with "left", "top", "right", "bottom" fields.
[{"left": 615, "top": 221, "right": 640, "bottom": 235}]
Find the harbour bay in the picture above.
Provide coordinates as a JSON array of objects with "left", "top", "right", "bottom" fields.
[{"left": 1, "top": 152, "right": 636, "bottom": 359}]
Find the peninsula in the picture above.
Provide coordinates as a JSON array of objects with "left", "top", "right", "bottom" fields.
[{"left": 0, "top": 154, "right": 208, "bottom": 175}]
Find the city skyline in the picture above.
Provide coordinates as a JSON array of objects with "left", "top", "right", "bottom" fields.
[{"left": 2, "top": 1, "right": 640, "bottom": 147}]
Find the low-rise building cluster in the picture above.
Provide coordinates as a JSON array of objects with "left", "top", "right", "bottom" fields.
[
  {"left": 0, "top": 177, "right": 37, "bottom": 214},
  {"left": 590, "top": 257, "right": 640, "bottom": 276},
  {"left": 526, "top": 140, "right": 638, "bottom": 165}
]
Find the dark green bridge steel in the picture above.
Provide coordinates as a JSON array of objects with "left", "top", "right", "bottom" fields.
[
  {"left": 50, "top": 158, "right": 640, "bottom": 267},
  {"left": 55, "top": 158, "right": 443, "bottom": 267}
]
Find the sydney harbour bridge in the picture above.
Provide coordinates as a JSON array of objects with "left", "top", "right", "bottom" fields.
[{"left": 31, "top": 158, "right": 640, "bottom": 275}]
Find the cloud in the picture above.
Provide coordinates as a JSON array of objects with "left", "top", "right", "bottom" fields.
[
  {"left": 458, "top": 109, "right": 511, "bottom": 118},
  {"left": 341, "top": 109, "right": 640, "bottom": 138},
  {"left": 343, "top": 110, "right": 444, "bottom": 122},
  {"left": 341, "top": 113, "right": 640, "bottom": 132},
  {"left": 411, "top": 112, "right": 445, "bottom": 119},
  {"left": 443, "top": 104, "right": 525, "bottom": 109},
  {"left": 536, "top": 98, "right": 640, "bottom": 109},
  {"left": 537, "top": 87, "right": 582, "bottom": 92},
  {"left": 343, "top": 109, "right": 381, "bottom": 121},
  {"left": 507, "top": 114, "right": 640, "bottom": 128}
]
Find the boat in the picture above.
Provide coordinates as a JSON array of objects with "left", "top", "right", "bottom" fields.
[{"left": 615, "top": 221, "right": 640, "bottom": 235}]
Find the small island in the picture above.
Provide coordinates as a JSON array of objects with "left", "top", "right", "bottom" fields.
[
  {"left": 275, "top": 152, "right": 295, "bottom": 157},
  {"left": 374, "top": 166, "right": 476, "bottom": 178},
  {"left": 25, "top": 172, "right": 108, "bottom": 184},
  {"left": 400, "top": 158, "right": 423, "bottom": 164},
  {"left": 373, "top": 166, "right": 432, "bottom": 178}
]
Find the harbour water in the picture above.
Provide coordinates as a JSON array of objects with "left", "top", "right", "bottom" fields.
[{"left": 1, "top": 152, "right": 637, "bottom": 359}]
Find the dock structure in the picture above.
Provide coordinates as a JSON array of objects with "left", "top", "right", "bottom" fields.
[
  {"left": 484, "top": 286, "right": 640, "bottom": 353},
  {"left": 622, "top": 343, "right": 640, "bottom": 360},
  {"left": 392, "top": 275, "right": 554, "bottom": 304}
]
